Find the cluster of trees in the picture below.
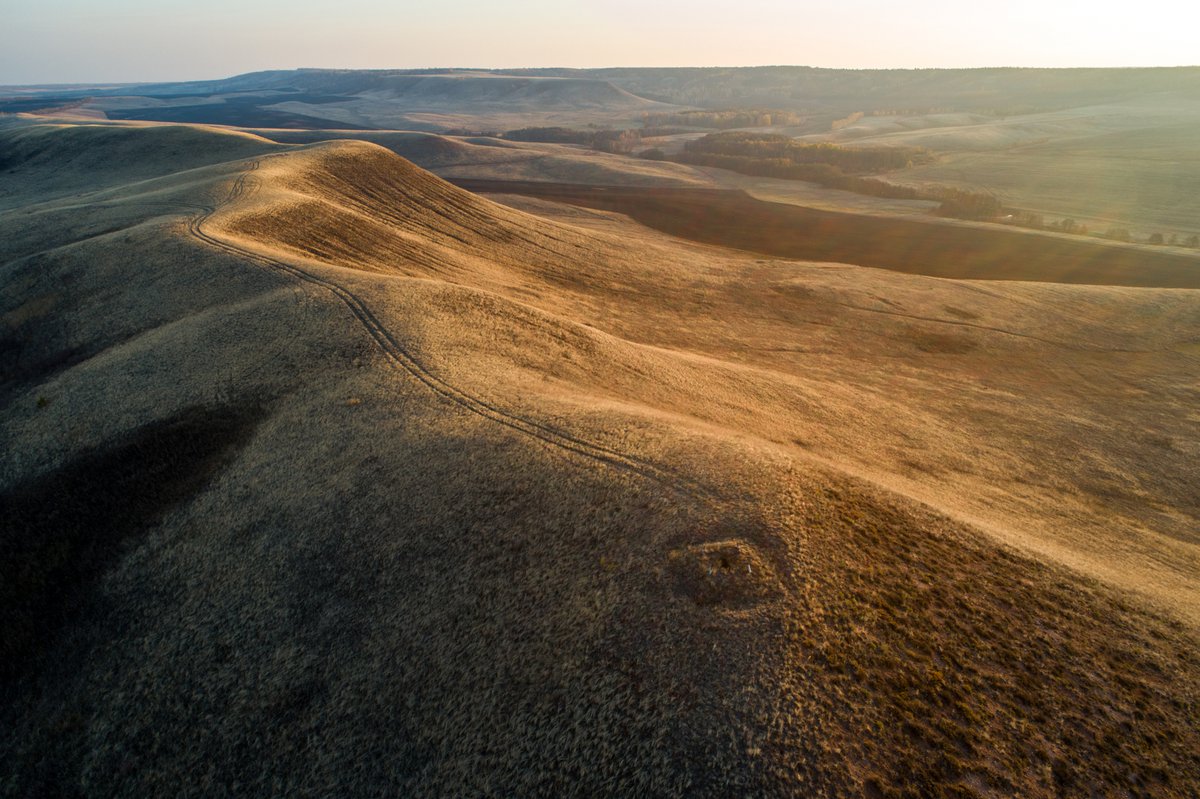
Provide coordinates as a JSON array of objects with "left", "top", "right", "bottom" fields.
[
  {"left": 500, "top": 126, "right": 684, "bottom": 154},
  {"left": 640, "top": 109, "right": 805, "bottom": 129},
  {"left": 865, "top": 107, "right": 955, "bottom": 116},
  {"left": 681, "top": 132, "right": 930, "bottom": 173},
  {"left": 1168, "top": 233, "right": 1200, "bottom": 247},
  {"left": 1053, "top": 218, "right": 1086, "bottom": 235},
  {"left": 931, "top": 189, "right": 1003, "bottom": 220},
  {"left": 830, "top": 111, "right": 864, "bottom": 130},
  {"left": 590, "top": 129, "right": 644, "bottom": 154},
  {"left": 671, "top": 150, "right": 920, "bottom": 198},
  {"left": 1004, "top": 213, "right": 1091, "bottom": 235},
  {"left": 500, "top": 127, "right": 596, "bottom": 144},
  {"left": 995, "top": 214, "right": 1200, "bottom": 247},
  {"left": 1105, "top": 229, "right": 1200, "bottom": 247}
]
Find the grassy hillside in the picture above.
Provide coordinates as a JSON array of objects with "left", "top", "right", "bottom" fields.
[{"left": 2, "top": 123, "right": 1198, "bottom": 797}]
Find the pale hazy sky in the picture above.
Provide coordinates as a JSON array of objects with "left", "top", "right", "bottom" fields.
[{"left": 2, "top": 0, "right": 1197, "bottom": 85}]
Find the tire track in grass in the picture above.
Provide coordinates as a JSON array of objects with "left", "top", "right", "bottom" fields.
[{"left": 188, "top": 159, "right": 719, "bottom": 503}]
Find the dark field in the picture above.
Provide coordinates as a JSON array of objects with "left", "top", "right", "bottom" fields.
[
  {"left": 105, "top": 104, "right": 368, "bottom": 130},
  {"left": 453, "top": 180, "right": 1200, "bottom": 289},
  {"left": 0, "top": 96, "right": 88, "bottom": 114}
]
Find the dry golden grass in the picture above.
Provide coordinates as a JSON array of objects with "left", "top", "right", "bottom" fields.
[{"left": 2, "top": 123, "right": 1198, "bottom": 797}]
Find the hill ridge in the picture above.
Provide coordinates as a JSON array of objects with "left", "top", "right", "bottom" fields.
[
  {"left": 190, "top": 150, "right": 720, "bottom": 502},
  {"left": 3, "top": 122, "right": 1198, "bottom": 797}
]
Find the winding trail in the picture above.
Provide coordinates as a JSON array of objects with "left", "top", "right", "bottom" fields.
[{"left": 186, "top": 159, "right": 718, "bottom": 503}]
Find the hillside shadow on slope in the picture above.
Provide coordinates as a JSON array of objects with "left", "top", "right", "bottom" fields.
[{"left": 0, "top": 403, "right": 265, "bottom": 688}]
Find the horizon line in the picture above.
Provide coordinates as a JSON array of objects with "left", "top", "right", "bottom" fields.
[{"left": 6, "top": 62, "right": 1200, "bottom": 89}]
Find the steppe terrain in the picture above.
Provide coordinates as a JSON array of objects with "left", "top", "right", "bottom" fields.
[
  {"left": 4, "top": 63, "right": 1200, "bottom": 796},
  {"left": 2, "top": 118, "right": 1198, "bottom": 797},
  {"left": 9, "top": 66, "right": 1200, "bottom": 241}
]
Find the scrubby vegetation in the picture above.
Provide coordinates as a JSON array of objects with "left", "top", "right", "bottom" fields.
[
  {"left": 785, "top": 485, "right": 1200, "bottom": 799},
  {"left": 669, "top": 132, "right": 934, "bottom": 205},
  {"left": 830, "top": 111, "right": 864, "bottom": 130},
  {"left": 931, "top": 189, "right": 1003, "bottom": 220},
  {"left": 641, "top": 108, "right": 805, "bottom": 129},
  {"left": 991, "top": 214, "right": 1200, "bottom": 248},
  {"left": 682, "top": 131, "right": 929, "bottom": 172},
  {"left": 500, "top": 126, "right": 595, "bottom": 144},
  {"left": 500, "top": 126, "right": 682, "bottom": 154}
]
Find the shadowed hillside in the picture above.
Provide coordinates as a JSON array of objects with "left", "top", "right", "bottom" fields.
[
  {"left": 504, "top": 65, "right": 1200, "bottom": 112},
  {"left": 2, "top": 124, "right": 1198, "bottom": 797},
  {"left": 0, "top": 123, "right": 283, "bottom": 208},
  {"left": 124, "top": 69, "right": 664, "bottom": 108},
  {"left": 6, "top": 70, "right": 678, "bottom": 132}
]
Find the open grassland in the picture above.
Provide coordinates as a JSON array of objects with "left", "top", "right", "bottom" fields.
[
  {"left": 822, "top": 99, "right": 1200, "bottom": 239},
  {"left": 2, "top": 122, "right": 1198, "bottom": 797},
  {"left": 893, "top": 144, "right": 1200, "bottom": 237}
]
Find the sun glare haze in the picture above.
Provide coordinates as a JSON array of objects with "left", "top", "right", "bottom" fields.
[{"left": 2, "top": 0, "right": 1197, "bottom": 83}]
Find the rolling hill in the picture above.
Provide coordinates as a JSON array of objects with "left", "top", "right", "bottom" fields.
[
  {"left": 9, "top": 66, "right": 1200, "bottom": 240},
  {"left": 2, "top": 123, "right": 1198, "bottom": 797},
  {"left": 3, "top": 70, "right": 679, "bottom": 132}
]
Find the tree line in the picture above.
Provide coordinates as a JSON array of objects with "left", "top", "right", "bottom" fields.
[
  {"left": 1000, "top": 213, "right": 1200, "bottom": 247},
  {"left": 499, "top": 126, "right": 683, "bottom": 154},
  {"left": 681, "top": 131, "right": 931, "bottom": 172},
  {"left": 640, "top": 109, "right": 805, "bottom": 129}
]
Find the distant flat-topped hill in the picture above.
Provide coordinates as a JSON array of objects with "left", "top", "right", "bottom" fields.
[
  {"left": 9, "top": 65, "right": 1200, "bottom": 131},
  {"left": 0, "top": 70, "right": 679, "bottom": 131},
  {"left": 65, "top": 65, "right": 1200, "bottom": 109},
  {"left": 501, "top": 65, "right": 1200, "bottom": 111},
  {"left": 133, "top": 69, "right": 660, "bottom": 107}
]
